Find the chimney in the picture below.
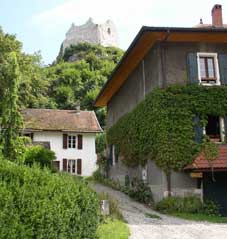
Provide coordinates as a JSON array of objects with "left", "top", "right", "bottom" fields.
[
  {"left": 74, "top": 100, "right": 80, "bottom": 114},
  {"left": 212, "top": 4, "right": 223, "bottom": 27}
]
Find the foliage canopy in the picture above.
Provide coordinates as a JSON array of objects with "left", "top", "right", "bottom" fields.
[{"left": 24, "top": 145, "right": 56, "bottom": 168}]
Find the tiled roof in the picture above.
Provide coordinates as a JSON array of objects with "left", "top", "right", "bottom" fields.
[
  {"left": 185, "top": 144, "right": 227, "bottom": 171},
  {"left": 22, "top": 108, "right": 102, "bottom": 133}
]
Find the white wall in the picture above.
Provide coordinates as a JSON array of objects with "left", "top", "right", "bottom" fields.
[{"left": 33, "top": 132, "right": 98, "bottom": 176}]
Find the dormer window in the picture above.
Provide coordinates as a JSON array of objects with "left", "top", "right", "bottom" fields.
[{"left": 197, "top": 53, "right": 220, "bottom": 85}]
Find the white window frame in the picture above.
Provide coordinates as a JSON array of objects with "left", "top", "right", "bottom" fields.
[
  {"left": 68, "top": 135, "right": 76, "bottom": 149},
  {"left": 203, "top": 116, "right": 225, "bottom": 143},
  {"left": 67, "top": 159, "right": 77, "bottom": 174},
  {"left": 197, "top": 52, "right": 220, "bottom": 86}
]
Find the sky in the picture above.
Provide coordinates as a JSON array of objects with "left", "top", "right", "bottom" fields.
[{"left": 1, "top": 0, "right": 227, "bottom": 64}]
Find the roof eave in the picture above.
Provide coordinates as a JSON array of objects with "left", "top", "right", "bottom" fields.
[{"left": 95, "top": 26, "right": 227, "bottom": 107}]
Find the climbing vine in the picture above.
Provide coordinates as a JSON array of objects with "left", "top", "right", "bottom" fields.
[{"left": 107, "top": 84, "right": 227, "bottom": 174}]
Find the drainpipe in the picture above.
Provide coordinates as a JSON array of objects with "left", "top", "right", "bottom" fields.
[
  {"left": 161, "top": 30, "right": 173, "bottom": 196},
  {"left": 142, "top": 60, "right": 146, "bottom": 98},
  {"left": 160, "top": 30, "right": 171, "bottom": 88}
]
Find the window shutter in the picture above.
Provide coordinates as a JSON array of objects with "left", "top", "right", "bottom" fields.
[
  {"left": 63, "top": 158, "right": 67, "bottom": 171},
  {"left": 77, "top": 135, "right": 83, "bottom": 149},
  {"left": 187, "top": 53, "right": 199, "bottom": 84},
  {"left": 77, "top": 159, "right": 82, "bottom": 175},
  {"left": 218, "top": 54, "right": 227, "bottom": 85},
  {"left": 52, "top": 161, "right": 60, "bottom": 171},
  {"left": 193, "top": 116, "right": 203, "bottom": 143},
  {"left": 63, "top": 134, "right": 68, "bottom": 149}
]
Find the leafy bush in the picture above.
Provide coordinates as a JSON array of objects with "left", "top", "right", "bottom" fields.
[
  {"left": 93, "top": 171, "right": 153, "bottom": 206},
  {"left": 125, "top": 181, "right": 153, "bottom": 205},
  {"left": 0, "top": 159, "right": 99, "bottom": 239},
  {"left": 156, "top": 196, "right": 219, "bottom": 215},
  {"left": 202, "top": 200, "right": 220, "bottom": 216},
  {"left": 24, "top": 145, "right": 55, "bottom": 168}
]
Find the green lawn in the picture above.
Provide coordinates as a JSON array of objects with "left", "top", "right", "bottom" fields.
[
  {"left": 170, "top": 212, "right": 227, "bottom": 223},
  {"left": 97, "top": 218, "right": 130, "bottom": 239}
]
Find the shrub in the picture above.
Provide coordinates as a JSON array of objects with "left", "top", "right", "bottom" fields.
[
  {"left": 93, "top": 171, "right": 153, "bottom": 206},
  {"left": 24, "top": 145, "right": 55, "bottom": 168},
  {"left": 156, "top": 196, "right": 219, "bottom": 215},
  {"left": 126, "top": 181, "right": 153, "bottom": 205},
  {"left": 202, "top": 200, "right": 220, "bottom": 216},
  {"left": 0, "top": 159, "right": 99, "bottom": 239}
]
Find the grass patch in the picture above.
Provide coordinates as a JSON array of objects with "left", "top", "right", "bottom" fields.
[
  {"left": 97, "top": 218, "right": 130, "bottom": 239},
  {"left": 170, "top": 212, "right": 227, "bottom": 223},
  {"left": 145, "top": 213, "right": 161, "bottom": 219}
]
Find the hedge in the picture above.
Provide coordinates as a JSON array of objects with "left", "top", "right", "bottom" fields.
[{"left": 0, "top": 159, "right": 99, "bottom": 239}]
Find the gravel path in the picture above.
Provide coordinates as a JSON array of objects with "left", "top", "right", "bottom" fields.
[{"left": 92, "top": 183, "right": 227, "bottom": 239}]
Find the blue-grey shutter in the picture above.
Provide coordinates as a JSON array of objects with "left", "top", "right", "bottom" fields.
[
  {"left": 187, "top": 53, "right": 199, "bottom": 84},
  {"left": 193, "top": 116, "right": 203, "bottom": 143},
  {"left": 218, "top": 54, "right": 227, "bottom": 85}
]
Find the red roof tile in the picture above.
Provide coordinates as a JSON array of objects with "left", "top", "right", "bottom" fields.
[
  {"left": 22, "top": 109, "right": 102, "bottom": 133},
  {"left": 185, "top": 144, "right": 227, "bottom": 170}
]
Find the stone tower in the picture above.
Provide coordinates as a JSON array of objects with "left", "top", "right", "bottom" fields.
[{"left": 62, "top": 18, "right": 118, "bottom": 51}]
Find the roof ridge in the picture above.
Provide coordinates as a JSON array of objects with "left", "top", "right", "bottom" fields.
[{"left": 24, "top": 108, "right": 94, "bottom": 113}]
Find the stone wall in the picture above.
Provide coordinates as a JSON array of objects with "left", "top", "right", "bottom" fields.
[{"left": 62, "top": 18, "right": 118, "bottom": 50}]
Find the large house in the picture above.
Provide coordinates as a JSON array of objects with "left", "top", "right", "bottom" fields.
[
  {"left": 22, "top": 108, "right": 102, "bottom": 176},
  {"left": 95, "top": 4, "right": 227, "bottom": 214}
]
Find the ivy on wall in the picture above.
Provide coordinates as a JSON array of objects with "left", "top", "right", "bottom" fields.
[{"left": 107, "top": 84, "right": 227, "bottom": 174}]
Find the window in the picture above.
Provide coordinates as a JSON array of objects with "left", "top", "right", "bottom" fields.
[
  {"left": 67, "top": 159, "right": 76, "bottom": 174},
  {"left": 65, "top": 159, "right": 82, "bottom": 175},
  {"left": 107, "top": 28, "right": 111, "bottom": 34},
  {"left": 197, "top": 53, "right": 220, "bottom": 85},
  {"left": 68, "top": 135, "right": 76, "bottom": 148},
  {"left": 23, "top": 132, "right": 33, "bottom": 141},
  {"left": 204, "top": 116, "right": 225, "bottom": 142}
]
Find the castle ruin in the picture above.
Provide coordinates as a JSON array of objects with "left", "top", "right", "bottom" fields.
[{"left": 62, "top": 18, "right": 118, "bottom": 50}]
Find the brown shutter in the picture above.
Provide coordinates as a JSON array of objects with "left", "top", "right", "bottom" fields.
[
  {"left": 52, "top": 161, "right": 60, "bottom": 171},
  {"left": 77, "top": 159, "right": 82, "bottom": 175},
  {"left": 77, "top": 135, "right": 83, "bottom": 149},
  {"left": 63, "top": 134, "right": 68, "bottom": 149},
  {"left": 63, "top": 158, "right": 67, "bottom": 171}
]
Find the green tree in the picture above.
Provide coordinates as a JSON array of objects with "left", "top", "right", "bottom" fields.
[
  {"left": 0, "top": 52, "right": 25, "bottom": 162},
  {"left": 0, "top": 27, "right": 51, "bottom": 111},
  {"left": 45, "top": 43, "right": 124, "bottom": 126},
  {"left": 24, "top": 145, "right": 56, "bottom": 168}
]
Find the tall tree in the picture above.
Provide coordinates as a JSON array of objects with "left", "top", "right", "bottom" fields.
[{"left": 0, "top": 52, "right": 24, "bottom": 161}]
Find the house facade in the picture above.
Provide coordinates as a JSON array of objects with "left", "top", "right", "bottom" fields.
[
  {"left": 22, "top": 108, "right": 102, "bottom": 176},
  {"left": 95, "top": 5, "right": 227, "bottom": 214}
]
